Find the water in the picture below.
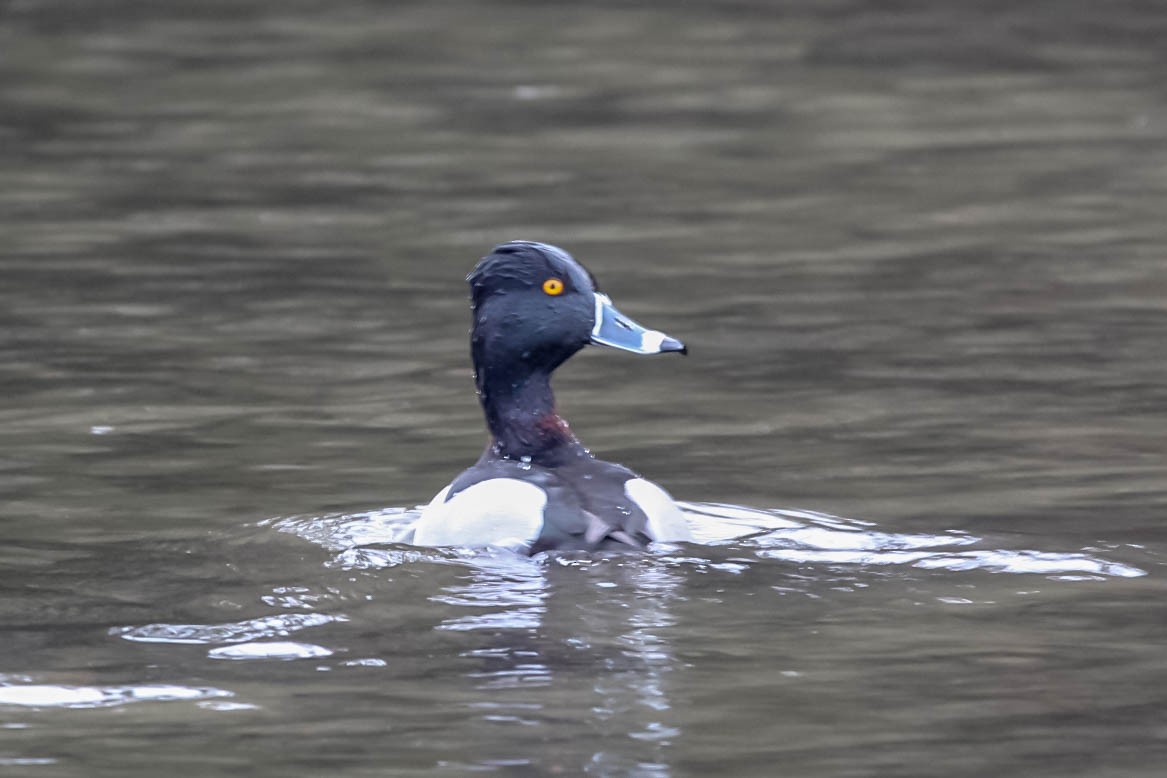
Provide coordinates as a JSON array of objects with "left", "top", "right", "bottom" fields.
[{"left": 2, "top": 0, "right": 1167, "bottom": 774}]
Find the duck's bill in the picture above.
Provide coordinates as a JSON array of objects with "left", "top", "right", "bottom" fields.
[{"left": 590, "top": 293, "right": 687, "bottom": 355}]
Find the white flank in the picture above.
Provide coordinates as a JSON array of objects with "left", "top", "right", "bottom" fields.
[
  {"left": 625, "top": 478, "right": 692, "bottom": 542},
  {"left": 413, "top": 479, "right": 546, "bottom": 550}
]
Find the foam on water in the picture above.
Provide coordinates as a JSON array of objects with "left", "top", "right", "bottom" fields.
[{"left": 208, "top": 641, "right": 334, "bottom": 661}]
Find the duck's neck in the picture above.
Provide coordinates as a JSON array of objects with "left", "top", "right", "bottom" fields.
[{"left": 475, "top": 365, "right": 588, "bottom": 465}]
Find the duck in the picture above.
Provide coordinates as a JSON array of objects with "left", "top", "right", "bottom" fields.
[{"left": 413, "top": 240, "right": 693, "bottom": 554}]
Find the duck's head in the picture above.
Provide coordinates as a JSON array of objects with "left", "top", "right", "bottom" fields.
[{"left": 468, "top": 240, "right": 686, "bottom": 378}]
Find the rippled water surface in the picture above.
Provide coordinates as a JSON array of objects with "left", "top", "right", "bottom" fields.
[{"left": 3, "top": 1, "right": 1167, "bottom": 775}]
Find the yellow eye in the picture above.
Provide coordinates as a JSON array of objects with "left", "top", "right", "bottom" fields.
[{"left": 542, "top": 278, "right": 565, "bottom": 296}]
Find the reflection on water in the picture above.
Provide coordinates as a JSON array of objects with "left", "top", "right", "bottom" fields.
[
  {"left": 435, "top": 564, "right": 547, "bottom": 634},
  {"left": 48, "top": 501, "right": 1139, "bottom": 775},
  {"left": 1, "top": 497, "right": 1162, "bottom": 774}
]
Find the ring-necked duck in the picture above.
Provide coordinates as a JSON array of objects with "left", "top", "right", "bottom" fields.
[{"left": 413, "top": 240, "right": 693, "bottom": 553}]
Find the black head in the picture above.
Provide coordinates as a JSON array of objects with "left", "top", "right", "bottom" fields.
[
  {"left": 466, "top": 240, "right": 686, "bottom": 461},
  {"left": 468, "top": 241, "right": 599, "bottom": 376}
]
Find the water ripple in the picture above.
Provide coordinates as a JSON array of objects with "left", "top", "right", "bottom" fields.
[
  {"left": 266, "top": 508, "right": 417, "bottom": 551},
  {"left": 112, "top": 612, "right": 347, "bottom": 645},
  {"left": 0, "top": 683, "right": 232, "bottom": 709},
  {"left": 271, "top": 501, "right": 1147, "bottom": 580}
]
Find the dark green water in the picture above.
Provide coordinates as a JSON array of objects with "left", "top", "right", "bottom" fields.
[{"left": 2, "top": 1, "right": 1166, "bottom": 775}]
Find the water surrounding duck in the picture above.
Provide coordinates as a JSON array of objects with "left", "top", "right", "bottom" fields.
[
  {"left": 4, "top": 1, "right": 1166, "bottom": 775},
  {"left": 413, "top": 241, "right": 693, "bottom": 552}
]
